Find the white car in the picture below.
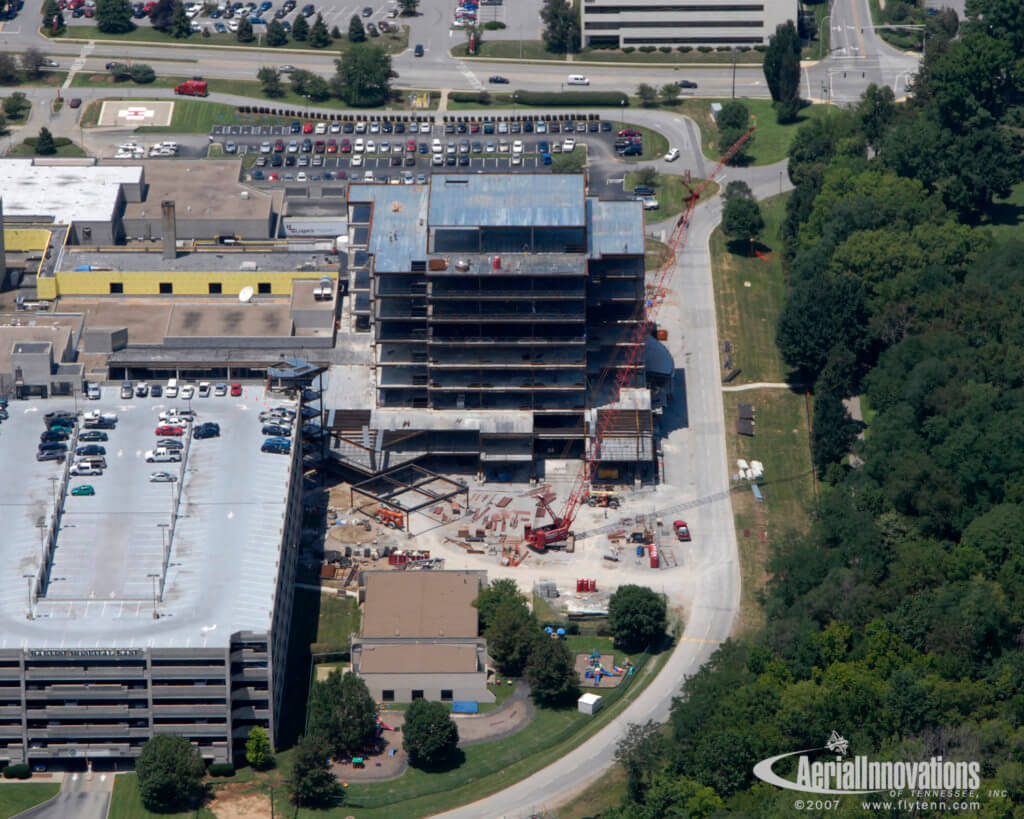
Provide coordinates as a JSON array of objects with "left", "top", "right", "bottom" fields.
[
  {"left": 71, "top": 464, "right": 103, "bottom": 476},
  {"left": 402, "top": 171, "right": 414, "bottom": 184},
  {"left": 351, "top": 154, "right": 364, "bottom": 167},
  {"left": 512, "top": 140, "right": 523, "bottom": 154},
  {"left": 146, "top": 448, "right": 181, "bottom": 463},
  {"left": 369, "top": 121, "right": 380, "bottom": 134},
  {"left": 364, "top": 170, "right": 375, "bottom": 182},
  {"left": 296, "top": 171, "right": 308, "bottom": 182},
  {"left": 198, "top": 382, "right": 211, "bottom": 397},
  {"left": 228, "top": 19, "right": 239, "bottom": 31},
  {"left": 355, "top": 121, "right": 367, "bottom": 133},
  {"left": 353, "top": 138, "right": 365, "bottom": 152},
  {"left": 86, "top": 383, "right": 101, "bottom": 400},
  {"left": 164, "top": 381, "right": 178, "bottom": 399},
  {"left": 431, "top": 138, "right": 442, "bottom": 153},
  {"left": 664, "top": 147, "right": 680, "bottom": 162},
  {"left": 432, "top": 153, "right": 444, "bottom": 166},
  {"left": 330, "top": 121, "right": 342, "bottom": 133},
  {"left": 180, "top": 384, "right": 195, "bottom": 400},
  {"left": 260, "top": 141, "right": 272, "bottom": 153},
  {"left": 315, "top": 122, "right": 327, "bottom": 135},
  {"left": 641, "top": 197, "right": 659, "bottom": 210},
  {"left": 150, "top": 472, "right": 178, "bottom": 483},
  {"left": 512, "top": 155, "right": 522, "bottom": 166},
  {"left": 365, "top": 139, "right": 376, "bottom": 153},
  {"left": 562, "top": 138, "right": 576, "bottom": 152},
  {"left": 214, "top": 383, "right": 228, "bottom": 396}
]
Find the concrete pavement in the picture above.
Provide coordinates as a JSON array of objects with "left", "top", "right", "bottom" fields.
[{"left": 14, "top": 769, "right": 112, "bottom": 819}]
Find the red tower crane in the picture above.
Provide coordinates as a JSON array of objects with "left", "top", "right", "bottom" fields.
[{"left": 523, "top": 121, "right": 757, "bottom": 553}]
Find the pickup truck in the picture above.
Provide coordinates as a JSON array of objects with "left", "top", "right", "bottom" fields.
[{"left": 145, "top": 448, "right": 182, "bottom": 463}]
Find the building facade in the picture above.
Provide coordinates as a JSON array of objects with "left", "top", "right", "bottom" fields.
[{"left": 581, "top": 0, "right": 796, "bottom": 49}]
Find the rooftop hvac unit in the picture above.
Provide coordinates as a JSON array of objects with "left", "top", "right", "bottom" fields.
[{"left": 455, "top": 259, "right": 470, "bottom": 271}]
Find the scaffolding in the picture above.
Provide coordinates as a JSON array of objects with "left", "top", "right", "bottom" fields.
[{"left": 351, "top": 464, "right": 469, "bottom": 532}]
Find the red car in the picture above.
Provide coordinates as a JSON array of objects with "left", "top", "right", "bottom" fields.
[
  {"left": 273, "top": 139, "right": 284, "bottom": 152},
  {"left": 155, "top": 424, "right": 184, "bottom": 436},
  {"left": 326, "top": 139, "right": 338, "bottom": 153},
  {"left": 340, "top": 139, "right": 351, "bottom": 153},
  {"left": 618, "top": 128, "right": 641, "bottom": 137},
  {"left": 230, "top": 383, "right": 242, "bottom": 396},
  {"left": 673, "top": 520, "right": 691, "bottom": 542},
  {"left": 302, "top": 122, "right": 314, "bottom": 134},
  {"left": 268, "top": 172, "right": 279, "bottom": 181},
  {"left": 406, "top": 139, "right": 416, "bottom": 152}
]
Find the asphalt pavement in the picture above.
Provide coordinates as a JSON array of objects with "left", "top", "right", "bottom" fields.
[{"left": 15, "top": 770, "right": 112, "bottom": 819}]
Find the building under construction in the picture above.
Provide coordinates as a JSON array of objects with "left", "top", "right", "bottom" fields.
[{"left": 328, "top": 174, "right": 659, "bottom": 482}]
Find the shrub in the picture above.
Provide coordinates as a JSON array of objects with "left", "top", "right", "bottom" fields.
[
  {"left": 717, "top": 45, "right": 731, "bottom": 51},
  {"left": 658, "top": 45, "right": 671, "bottom": 53},
  {"left": 208, "top": 763, "right": 235, "bottom": 777},
  {"left": 130, "top": 64, "right": 155, "bottom": 84},
  {"left": 697, "top": 45, "right": 713, "bottom": 52},
  {"left": 3, "top": 764, "right": 31, "bottom": 779},
  {"left": 622, "top": 46, "right": 635, "bottom": 53},
  {"left": 754, "top": 44, "right": 769, "bottom": 51},
  {"left": 638, "top": 45, "right": 656, "bottom": 53},
  {"left": 513, "top": 90, "right": 629, "bottom": 106},
  {"left": 676, "top": 45, "right": 691, "bottom": 52},
  {"left": 482, "top": 20, "right": 505, "bottom": 29}
]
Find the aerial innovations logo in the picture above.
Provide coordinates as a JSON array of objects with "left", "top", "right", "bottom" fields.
[{"left": 753, "top": 732, "right": 982, "bottom": 796}]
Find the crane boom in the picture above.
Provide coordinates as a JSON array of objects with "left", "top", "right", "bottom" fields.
[{"left": 523, "top": 121, "right": 757, "bottom": 553}]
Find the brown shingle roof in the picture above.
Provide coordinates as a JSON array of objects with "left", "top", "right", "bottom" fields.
[
  {"left": 359, "top": 643, "right": 478, "bottom": 673},
  {"left": 362, "top": 571, "right": 483, "bottom": 638}
]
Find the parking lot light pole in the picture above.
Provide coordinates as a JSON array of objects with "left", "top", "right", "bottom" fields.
[
  {"left": 147, "top": 573, "right": 160, "bottom": 619},
  {"left": 23, "top": 575, "right": 34, "bottom": 620},
  {"left": 620, "top": 99, "right": 626, "bottom": 130}
]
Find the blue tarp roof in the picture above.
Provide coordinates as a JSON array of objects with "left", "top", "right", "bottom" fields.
[{"left": 428, "top": 174, "right": 586, "bottom": 228}]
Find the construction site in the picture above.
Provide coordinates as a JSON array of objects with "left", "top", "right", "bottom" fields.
[{"left": 310, "top": 141, "right": 751, "bottom": 608}]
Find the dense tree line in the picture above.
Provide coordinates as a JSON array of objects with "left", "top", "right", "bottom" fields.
[{"left": 604, "top": 1, "right": 1024, "bottom": 814}]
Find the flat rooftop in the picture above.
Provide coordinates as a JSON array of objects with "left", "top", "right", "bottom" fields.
[
  {"left": 359, "top": 643, "right": 477, "bottom": 674},
  {"left": 587, "top": 198, "right": 646, "bottom": 258},
  {"left": 115, "top": 159, "right": 273, "bottom": 223},
  {"left": 57, "top": 249, "right": 339, "bottom": 274},
  {"left": 362, "top": 571, "right": 483, "bottom": 639},
  {"left": 165, "top": 303, "right": 293, "bottom": 339},
  {"left": 428, "top": 174, "right": 586, "bottom": 228},
  {"left": 0, "top": 385, "right": 297, "bottom": 649},
  {"left": 426, "top": 253, "right": 587, "bottom": 278},
  {"left": 0, "top": 316, "right": 79, "bottom": 374},
  {"left": 349, "top": 184, "right": 429, "bottom": 273},
  {"left": 0, "top": 159, "right": 142, "bottom": 225}
]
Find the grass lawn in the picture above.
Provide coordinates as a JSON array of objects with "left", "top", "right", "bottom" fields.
[
  {"left": 0, "top": 98, "right": 31, "bottom": 125},
  {"left": 618, "top": 121, "right": 669, "bottom": 162},
  {"left": 311, "top": 593, "right": 360, "bottom": 654},
  {"left": 625, "top": 172, "right": 719, "bottom": 221},
  {"left": 709, "top": 191, "right": 814, "bottom": 635},
  {"left": 0, "top": 69, "right": 68, "bottom": 88},
  {"left": 556, "top": 763, "right": 628, "bottom": 818},
  {"left": 451, "top": 40, "right": 564, "bottom": 61},
  {"left": 53, "top": 25, "right": 408, "bottom": 54},
  {"left": 108, "top": 774, "right": 216, "bottom": 819},
  {"left": 8, "top": 139, "right": 86, "bottom": 157},
  {"left": 982, "top": 181, "right": 1024, "bottom": 241},
  {"left": 659, "top": 98, "right": 838, "bottom": 166},
  {"left": 645, "top": 238, "right": 673, "bottom": 271},
  {"left": 0, "top": 783, "right": 60, "bottom": 818},
  {"left": 446, "top": 93, "right": 515, "bottom": 111},
  {"left": 709, "top": 192, "right": 790, "bottom": 384},
  {"left": 553, "top": 148, "right": 586, "bottom": 171}
]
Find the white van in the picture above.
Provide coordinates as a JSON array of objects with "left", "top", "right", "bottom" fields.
[
  {"left": 165, "top": 378, "right": 178, "bottom": 399},
  {"left": 567, "top": 74, "right": 590, "bottom": 86}
]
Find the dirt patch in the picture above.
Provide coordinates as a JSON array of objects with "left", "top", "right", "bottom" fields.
[
  {"left": 331, "top": 711, "right": 407, "bottom": 782},
  {"left": 210, "top": 783, "right": 271, "bottom": 819}
]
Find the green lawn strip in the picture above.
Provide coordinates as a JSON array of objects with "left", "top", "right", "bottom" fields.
[
  {"left": 276, "top": 644, "right": 671, "bottom": 817},
  {"left": 451, "top": 40, "right": 565, "bottom": 61},
  {"left": 576, "top": 48, "right": 762, "bottom": 64},
  {"left": 9, "top": 139, "right": 86, "bottom": 157},
  {"left": 0, "top": 69, "right": 68, "bottom": 88},
  {"left": 108, "top": 774, "right": 216, "bottom": 819},
  {"left": 445, "top": 94, "right": 515, "bottom": 110},
  {"left": 52, "top": 25, "right": 409, "bottom": 54},
  {"left": 556, "top": 762, "right": 628, "bottom": 818},
  {"left": 624, "top": 172, "right": 719, "bottom": 221},
  {"left": 645, "top": 238, "right": 672, "bottom": 271},
  {"left": 0, "top": 782, "right": 61, "bottom": 818},
  {"left": 708, "top": 192, "right": 790, "bottom": 384},
  {"left": 311, "top": 593, "right": 360, "bottom": 654},
  {"left": 553, "top": 148, "right": 586, "bottom": 171}
]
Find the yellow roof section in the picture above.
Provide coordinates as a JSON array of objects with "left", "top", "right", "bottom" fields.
[{"left": 4, "top": 229, "right": 51, "bottom": 252}]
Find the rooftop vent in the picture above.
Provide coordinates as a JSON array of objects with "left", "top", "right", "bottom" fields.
[{"left": 454, "top": 259, "right": 470, "bottom": 271}]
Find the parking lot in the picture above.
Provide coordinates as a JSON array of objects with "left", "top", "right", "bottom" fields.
[{"left": 212, "top": 112, "right": 642, "bottom": 185}]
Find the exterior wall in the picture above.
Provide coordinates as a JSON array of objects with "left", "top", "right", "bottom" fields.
[
  {"left": 358, "top": 672, "right": 493, "bottom": 704},
  {"left": 41, "top": 270, "right": 337, "bottom": 300},
  {"left": 581, "top": 0, "right": 796, "bottom": 47},
  {"left": 121, "top": 217, "right": 271, "bottom": 242}
]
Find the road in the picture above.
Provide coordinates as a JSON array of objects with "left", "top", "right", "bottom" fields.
[{"left": 13, "top": 770, "right": 111, "bottom": 819}]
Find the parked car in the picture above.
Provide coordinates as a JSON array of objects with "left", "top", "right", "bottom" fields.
[
  {"left": 70, "top": 463, "right": 102, "bottom": 476},
  {"left": 38, "top": 441, "right": 68, "bottom": 452},
  {"left": 193, "top": 422, "right": 220, "bottom": 439},
  {"left": 146, "top": 448, "right": 181, "bottom": 463},
  {"left": 155, "top": 425, "right": 184, "bottom": 436},
  {"left": 36, "top": 450, "right": 66, "bottom": 463},
  {"left": 150, "top": 472, "right": 178, "bottom": 482},
  {"left": 76, "top": 444, "right": 106, "bottom": 456},
  {"left": 135, "top": 382, "right": 149, "bottom": 397},
  {"left": 230, "top": 383, "right": 243, "bottom": 396},
  {"left": 262, "top": 424, "right": 292, "bottom": 437},
  {"left": 673, "top": 520, "right": 692, "bottom": 541},
  {"left": 79, "top": 430, "right": 108, "bottom": 442},
  {"left": 262, "top": 440, "right": 291, "bottom": 454},
  {"left": 414, "top": 43, "right": 424, "bottom": 56},
  {"left": 120, "top": 381, "right": 133, "bottom": 399},
  {"left": 664, "top": 147, "right": 680, "bottom": 162},
  {"left": 214, "top": 383, "right": 228, "bottom": 396},
  {"left": 40, "top": 430, "right": 69, "bottom": 443},
  {"left": 151, "top": 384, "right": 163, "bottom": 397},
  {"left": 70, "top": 485, "right": 96, "bottom": 496},
  {"left": 157, "top": 438, "right": 185, "bottom": 451}
]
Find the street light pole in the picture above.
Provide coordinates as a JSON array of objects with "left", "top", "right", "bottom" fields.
[
  {"left": 23, "top": 575, "right": 34, "bottom": 620},
  {"left": 147, "top": 573, "right": 160, "bottom": 619}
]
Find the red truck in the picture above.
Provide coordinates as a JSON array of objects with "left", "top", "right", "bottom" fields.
[{"left": 174, "top": 80, "right": 208, "bottom": 97}]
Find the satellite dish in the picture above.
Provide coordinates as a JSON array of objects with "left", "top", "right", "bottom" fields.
[{"left": 238, "top": 286, "right": 254, "bottom": 303}]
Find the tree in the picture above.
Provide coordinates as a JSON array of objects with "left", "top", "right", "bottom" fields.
[
  {"left": 170, "top": 0, "right": 191, "bottom": 37},
  {"left": 540, "top": 0, "right": 579, "bottom": 53},
  {"left": 0, "top": 112, "right": 6, "bottom": 135},
  {"left": 149, "top": 0, "right": 175, "bottom": 30},
  {"left": 35, "top": 127, "right": 57, "bottom": 156},
  {"left": 331, "top": 24, "right": 342, "bottom": 39},
  {"left": 811, "top": 389, "right": 860, "bottom": 477},
  {"left": 659, "top": 82, "right": 681, "bottom": 106},
  {"left": 608, "top": 585, "right": 666, "bottom": 652},
  {"left": 855, "top": 83, "right": 896, "bottom": 152},
  {"left": 403, "top": 699, "right": 459, "bottom": 768},
  {"left": 41, "top": 0, "right": 63, "bottom": 32},
  {"left": 636, "top": 83, "right": 658, "bottom": 107},
  {"left": 136, "top": 734, "right": 206, "bottom": 812},
  {"left": 290, "top": 69, "right": 316, "bottom": 96},
  {"left": 107, "top": 62, "right": 131, "bottom": 80},
  {"left": 266, "top": 19, "right": 288, "bottom": 46},
  {"left": 486, "top": 600, "right": 540, "bottom": 675},
  {"left": 0, "top": 53, "right": 18, "bottom": 85},
  {"left": 309, "top": 12, "right": 331, "bottom": 47},
  {"left": 635, "top": 166, "right": 658, "bottom": 187},
  {"left": 96, "top": 0, "right": 134, "bottom": 33},
  {"left": 258, "top": 66, "right": 284, "bottom": 95},
  {"left": 474, "top": 578, "right": 527, "bottom": 634},
  {"left": 614, "top": 721, "right": 665, "bottom": 804},
  {"left": 292, "top": 12, "right": 309, "bottom": 41},
  {"left": 307, "top": 670, "right": 378, "bottom": 758},
  {"left": 348, "top": 13, "right": 365, "bottom": 42},
  {"left": 236, "top": 16, "right": 254, "bottom": 42},
  {"left": 2, "top": 93, "right": 30, "bottom": 120},
  {"left": 763, "top": 20, "right": 801, "bottom": 122},
  {"left": 717, "top": 100, "right": 752, "bottom": 164},
  {"left": 965, "top": 0, "right": 1024, "bottom": 53},
  {"left": 130, "top": 64, "right": 155, "bottom": 83},
  {"left": 332, "top": 43, "right": 391, "bottom": 107},
  {"left": 289, "top": 733, "right": 343, "bottom": 807},
  {"left": 305, "top": 73, "right": 330, "bottom": 101},
  {"left": 21, "top": 48, "right": 45, "bottom": 79},
  {"left": 525, "top": 636, "right": 579, "bottom": 706},
  {"left": 722, "top": 189, "right": 765, "bottom": 250},
  {"left": 398, "top": 0, "right": 418, "bottom": 14},
  {"left": 245, "top": 726, "right": 274, "bottom": 769}
]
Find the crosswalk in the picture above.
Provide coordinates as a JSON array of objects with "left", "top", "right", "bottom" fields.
[
  {"left": 64, "top": 40, "right": 96, "bottom": 89},
  {"left": 455, "top": 59, "right": 483, "bottom": 91}
]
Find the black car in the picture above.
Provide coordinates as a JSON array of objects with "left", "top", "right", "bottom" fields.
[
  {"left": 414, "top": 44, "right": 424, "bottom": 57},
  {"left": 458, "top": 155, "right": 469, "bottom": 166},
  {"left": 36, "top": 450, "right": 66, "bottom": 462},
  {"left": 157, "top": 439, "right": 185, "bottom": 450},
  {"left": 390, "top": 155, "right": 402, "bottom": 166},
  {"left": 601, "top": 121, "right": 612, "bottom": 132},
  {"left": 151, "top": 384, "right": 163, "bottom": 397},
  {"left": 343, "top": 121, "right": 354, "bottom": 133},
  {"left": 193, "top": 423, "right": 220, "bottom": 439},
  {"left": 40, "top": 430, "right": 69, "bottom": 443},
  {"left": 361, "top": 5, "right": 371, "bottom": 14},
  {"left": 44, "top": 411, "right": 75, "bottom": 423},
  {"left": 79, "top": 430, "right": 109, "bottom": 442},
  {"left": 262, "top": 424, "right": 292, "bottom": 437},
  {"left": 523, "top": 120, "right": 533, "bottom": 133},
  {"left": 262, "top": 441, "right": 291, "bottom": 454},
  {"left": 38, "top": 441, "right": 68, "bottom": 452},
  {"left": 290, "top": 120, "right": 302, "bottom": 133},
  {"left": 302, "top": 3, "right": 315, "bottom": 14},
  {"left": 381, "top": 120, "right": 393, "bottom": 134},
  {"left": 489, "top": 75, "right": 509, "bottom": 84},
  {"left": 395, "top": 122, "right": 405, "bottom": 134},
  {"left": 76, "top": 444, "right": 106, "bottom": 456},
  {"left": 677, "top": 80, "right": 698, "bottom": 88},
  {"left": 589, "top": 121, "right": 599, "bottom": 132}
]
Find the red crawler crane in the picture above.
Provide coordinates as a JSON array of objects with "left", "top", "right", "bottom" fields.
[{"left": 523, "top": 121, "right": 757, "bottom": 553}]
